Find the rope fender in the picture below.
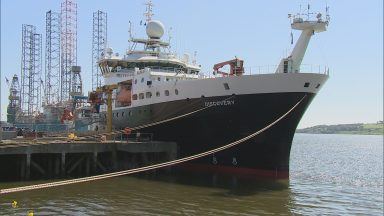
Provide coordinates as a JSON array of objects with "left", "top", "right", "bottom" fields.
[{"left": 0, "top": 95, "right": 306, "bottom": 194}]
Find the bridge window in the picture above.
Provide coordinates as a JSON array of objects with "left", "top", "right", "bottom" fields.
[
  {"left": 223, "top": 83, "right": 230, "bottom": 90},
  {"left": 139, "top": 93, "right": 144, "bottom": 99},
  {"left": 304, "top": 82, "right": 310, "bottom": 88},
  {"left": 132, "top": 94, "right": 138, "bottom": 100}
]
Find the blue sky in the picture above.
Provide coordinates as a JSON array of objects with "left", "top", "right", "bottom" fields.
[{"left": 1, "top": 0, "right": 383, "bottom": 128}]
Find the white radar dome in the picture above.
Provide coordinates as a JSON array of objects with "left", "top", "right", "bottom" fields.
[
  {"left": 105, "top": 47, "right": 113, "bottom": 55},
  {"left": 146, "top": 20, "right": 165, "bottom": 39}
]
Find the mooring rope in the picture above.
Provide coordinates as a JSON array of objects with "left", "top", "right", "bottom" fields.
[
  {"left": 0, "top": 96, "right": 235, "bottom": 148},
  {"left": 0, "top": 95, "right": 305, "bottom": 194}
]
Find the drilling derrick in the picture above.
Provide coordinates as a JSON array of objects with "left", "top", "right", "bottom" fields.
[
  {"left": 20, "top": 24, "right": 42, "bottom": 118},
  {"left": 6, "top": 75, "right": 21, "bottom": 124},
  {"left": 45, "top": 10, "right": 61, "bottom": 105},
  {"left": 92, "top": 10, "right": 107, "bottom": 90},
  {"left": 60, "top": 0, "right": 77, "bottom": 102},
  {"left": 34, "top": 33, "right": 43, "bottom": 112}
]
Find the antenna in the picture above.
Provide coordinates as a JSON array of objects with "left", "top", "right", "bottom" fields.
[
  {"left": 128, "top": 20, "right": 133, "bottom": 39},
  {"left": 299, "top": 4, "right": 302, "bottom": 17},
  {"left": 288, "top": 13, "right": 293, "bottom": 45},
  {"left": 325, "top": 5, "right": 331, "bottom": 22},
  {"left": 144, "top": 0, "right": 154, "bottom": 22},
  {"left": 193, "top": 51, "right": 197, "bottom": 65},
  {"left": 168, "top": 27, "right": 172, "bottom": 47}
]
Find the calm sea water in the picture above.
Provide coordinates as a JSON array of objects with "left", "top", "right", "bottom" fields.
[{"left": 0, "top": 134, "right": 383, "bottom": 215}]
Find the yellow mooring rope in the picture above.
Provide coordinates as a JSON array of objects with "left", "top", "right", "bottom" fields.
[{"left": 0, "top": 95, "right": 306, "bottom": 194}]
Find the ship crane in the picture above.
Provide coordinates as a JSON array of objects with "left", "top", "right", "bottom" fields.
[
  {"left": 213, "top": 58, "right": 244, "bottom": 76},
  {"left": 89, "top": 84, "right": 118, "bottom": 134}
]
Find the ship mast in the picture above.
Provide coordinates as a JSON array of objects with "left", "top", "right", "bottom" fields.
[
  {"left": 144, "top": 0, "right": 154, "bottom": 23},
  {"left": 127, "top": 0, "right": 170, "bottom": 55},
  {"left": 276, "top": 5, "right": 330, "bottom": 73}
]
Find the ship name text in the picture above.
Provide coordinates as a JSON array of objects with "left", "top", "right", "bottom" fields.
[{"left": 205, "top": 100, "right": 235, "bottom": 107}]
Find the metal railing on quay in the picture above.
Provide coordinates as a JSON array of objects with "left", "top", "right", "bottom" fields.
[{"left": 111, "top": 132, "right": 154, "bottom": 143}]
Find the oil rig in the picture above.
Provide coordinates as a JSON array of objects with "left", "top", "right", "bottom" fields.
[{"left": 5, "top": 0, "right": 108, "bottom": 133}]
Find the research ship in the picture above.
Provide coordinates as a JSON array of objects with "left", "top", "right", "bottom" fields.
[{"left": 97, "top": 3, "right": 330, "bottom": 178}]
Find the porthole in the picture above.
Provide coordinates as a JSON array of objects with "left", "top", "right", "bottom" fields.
[
  {"left": 165, "top": 90, "right": 170, "bottom": 96},
  {"left": 141, "top": 77, "right": 144, "bottom": 83},
  {"left": 134, "top": 79, "right": 137, "bottom": 84},
  {"left": 157, "top": 77, "right": 161, "bottom": 81},
  {"left": 166, "top": 78, "right": 169, "bottom": 81},
  {"left": 146, "top": 92, "right": 152, "bottom": 98},
  {"left": 156, "top": 91, "right": 160, "bottom": 97},
  {"left": 122, "top": 112, "right": 125, "bottom": 117},
  {"left": 175, "top": 89, "right": 179, "bottom": 95},
  {"left": 116, "top": 112, "right": 119, "bottom": 117}
]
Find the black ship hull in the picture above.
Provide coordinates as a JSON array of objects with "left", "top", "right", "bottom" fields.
[{"left": 112, "top": 92, "right": 315, "bottom": 179}]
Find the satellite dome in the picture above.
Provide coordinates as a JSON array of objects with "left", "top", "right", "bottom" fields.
[
  {"left": 146, "top": 20, "right": 165, "bottom": 39},
  {"left": 105, "top": 47, "right": 113, "bottom": 55}
]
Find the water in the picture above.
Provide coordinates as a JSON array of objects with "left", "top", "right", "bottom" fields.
[{"left": 0, "top": 134, "right": 382, "bottom": 215}]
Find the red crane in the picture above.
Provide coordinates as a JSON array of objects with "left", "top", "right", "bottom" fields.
[{"left": 213, "top": 58, "right": 244, "bottom": 76}]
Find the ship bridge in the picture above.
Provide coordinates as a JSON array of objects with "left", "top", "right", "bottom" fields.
[{"left": 99, "top": 57, "right": 200, "bottom": 75}]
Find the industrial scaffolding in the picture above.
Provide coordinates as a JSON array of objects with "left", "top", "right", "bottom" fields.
[
  {"left": 45, "top": 10, "right": 61, "bottom": 105},
  {"left": 20, "top": 24, "right": 42, "bottom": 117},
  {"left": 92, "top": 10, "right": 107, "bottom": 90},
  {"left": 6, "top": 75, "right": 21, "bottom": 124},
  {"left": 60, "top": 0, "right": 78, "bottom": 101}
]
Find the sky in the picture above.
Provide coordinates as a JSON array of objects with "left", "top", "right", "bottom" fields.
[{"left": 0, "top": 0, "right": 383, "bottom": 128}]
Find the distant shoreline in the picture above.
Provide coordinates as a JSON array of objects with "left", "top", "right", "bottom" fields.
[{"left": 296, "top": 123, "right": 383, "bottom": 135}]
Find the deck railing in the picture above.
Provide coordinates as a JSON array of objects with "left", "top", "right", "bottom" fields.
[{"left": 243, "top": 64, "right": 329, "bottom": 75}]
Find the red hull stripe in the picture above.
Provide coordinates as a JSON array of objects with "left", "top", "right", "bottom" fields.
[{"left": 178, "top": 163, "right": 289, "bottom": 179}]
